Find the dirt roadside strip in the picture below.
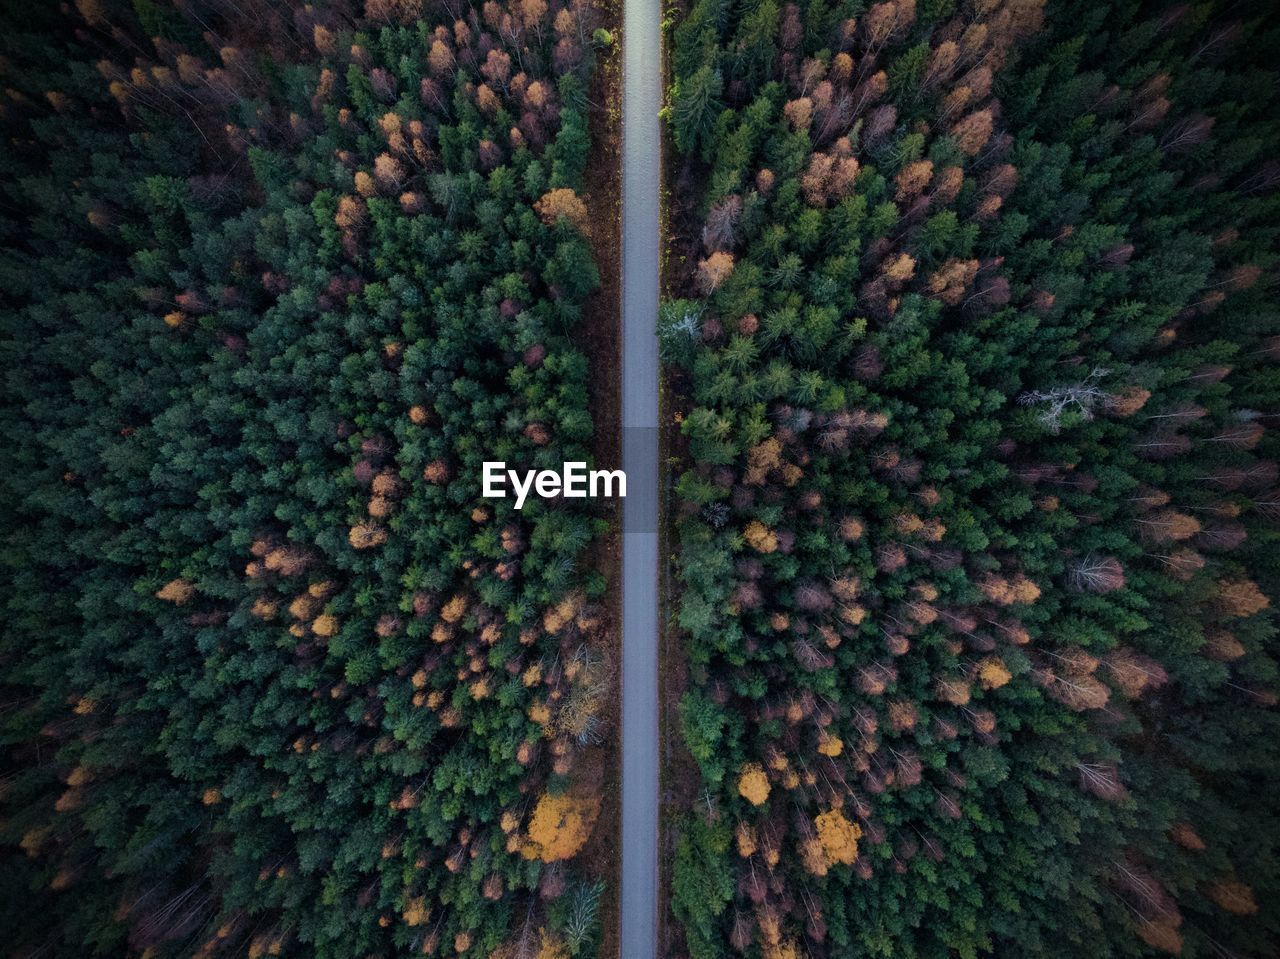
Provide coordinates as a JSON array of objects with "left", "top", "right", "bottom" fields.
[{"left": 619, "top": 0, "right": 662, "bottom": 955}]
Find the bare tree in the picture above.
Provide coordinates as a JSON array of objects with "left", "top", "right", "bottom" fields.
[
  {"left": 1018, "top": 367, "right": 1111, "bottom": 433},
  {"left": 1068, "top": 554, "right": 1126, "bottom": 593}
]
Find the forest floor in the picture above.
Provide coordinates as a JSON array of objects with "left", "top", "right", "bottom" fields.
[
  {"left": 575, "top": 0, "right": 623, "bottom": 954},
  {"left": 654, "top": 13, "right": 708, "bottom": 959},
  {"left": 654, "top": 0, "right": 712, "bottom": 949}
]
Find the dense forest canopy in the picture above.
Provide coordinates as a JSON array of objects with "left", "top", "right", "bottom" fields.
[
  {"left": 4, "top": 0, "right": 1280, "bottom": 956},
  {"left": 664, "top": 0, "right": 1280, "bottom": 957},
  {"left": 0, "top": 1, "right": 613, "bottom": 956}
]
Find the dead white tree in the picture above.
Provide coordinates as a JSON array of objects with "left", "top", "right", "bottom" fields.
[
  {"left": 1018, "top": 366, "right": 1111, "bottom": 433},
  {"left": 1068, "top": 554, "right": 1126, "bottom": 593}
]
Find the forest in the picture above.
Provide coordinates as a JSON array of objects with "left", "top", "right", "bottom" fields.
[
  {"left": 663, "top": 0, "right": 1280, "bottom": 957},
  {"left": 0, "top": 0, "right": 615, "bottom": 956},
  {"left": 3, "top": 0, "right": 1280, "bottom": 956}
]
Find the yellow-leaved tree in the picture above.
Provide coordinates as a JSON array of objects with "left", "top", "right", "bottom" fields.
[
  {"left": 737, "top": 762, "right": 771, "bottom": 805},
  {"left": 815, "top": 808, "right": 862, "bottom": 866},
  {"left": 534, "top": 188, "right": 591, "bottom": 235},
  {"left": 523, "top": 792, "right": 599, "bottom": 862}
]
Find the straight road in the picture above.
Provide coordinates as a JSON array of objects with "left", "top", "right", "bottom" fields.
[{"left": 619, "top": 0, "right": 661, "bottom": 955}]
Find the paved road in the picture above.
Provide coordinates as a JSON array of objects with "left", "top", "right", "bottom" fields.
[{"left": 619, "top": 0, "right": 660, "bottom": 955}]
